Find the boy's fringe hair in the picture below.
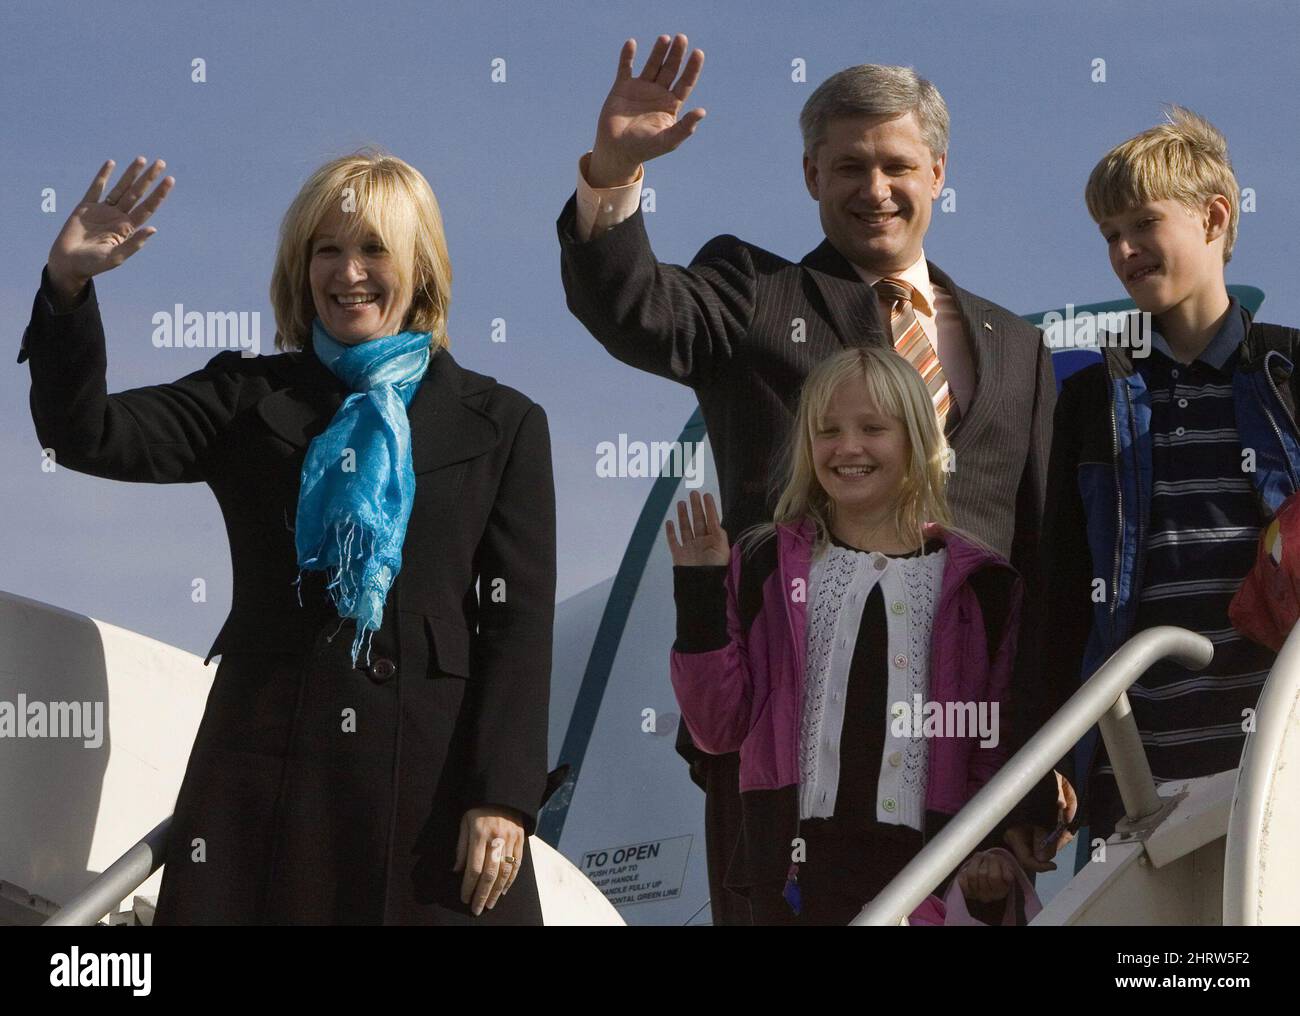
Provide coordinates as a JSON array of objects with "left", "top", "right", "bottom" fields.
[
  {"left": 1084, "top": 105, "right": 1240, "bottom": 263},
  {"left": 733, "top": 347, "right": 988, "bottom": 560}
]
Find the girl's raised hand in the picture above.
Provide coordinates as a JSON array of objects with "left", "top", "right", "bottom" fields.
[
  {"left": 665, "top": 490, "right": 729, "bottom": 567},
  {"left": 47, "top": 157, "right": 174, "bottom": 295}
]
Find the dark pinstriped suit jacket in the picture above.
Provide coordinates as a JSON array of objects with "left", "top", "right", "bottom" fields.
[{"left": 557, "top": 193, "right": 1055, "bottom": 570}]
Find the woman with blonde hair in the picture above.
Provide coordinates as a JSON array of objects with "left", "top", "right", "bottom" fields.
[
  {"left": 665, "top": 347, "right": 1026, "bottom": 923},
  {"left": 21, "top": 149, "right": 555, "bottom": 924}
]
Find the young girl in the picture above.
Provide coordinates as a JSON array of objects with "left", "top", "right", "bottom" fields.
[{"left": 666, "top": 347, "right": 1025, "bottom": 925}]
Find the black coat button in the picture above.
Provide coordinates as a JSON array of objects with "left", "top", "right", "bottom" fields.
[{"left": 368, "top": 656, "right": 397, "bottom": 683}]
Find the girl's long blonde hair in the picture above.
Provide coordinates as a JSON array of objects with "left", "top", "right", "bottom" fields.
[{"left": 735, "top": 346, "right": 965, "bottom": 557}]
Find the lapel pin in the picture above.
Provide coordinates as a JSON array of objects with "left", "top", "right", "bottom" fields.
[{"left": 983, "top": 321, "right": 993, "bottom": 331}]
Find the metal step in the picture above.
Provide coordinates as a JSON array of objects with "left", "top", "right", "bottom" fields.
[{"left": 1, "top": 879, "right": 61, "bottom": 926}]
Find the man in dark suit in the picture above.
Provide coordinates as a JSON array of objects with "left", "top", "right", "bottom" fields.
[{"left": 558, "top": 35, "right": 1064, "bottom": 924}]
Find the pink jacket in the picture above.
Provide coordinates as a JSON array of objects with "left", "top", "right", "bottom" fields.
[{"left": 670, "top": 518, "right": 1022, "bottom": 817}]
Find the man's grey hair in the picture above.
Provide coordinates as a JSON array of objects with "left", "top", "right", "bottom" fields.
[{"left": 799, "top": 64, "right": 950, "bottom": 161}]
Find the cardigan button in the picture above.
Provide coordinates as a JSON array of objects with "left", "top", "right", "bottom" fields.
[
  {"left": 891, "top": 600, "right": 906, "bottom": 614},
  {"left": 882, "top": 798, "right": 897, "bottom": 813},
  {"left": 888, "top": 751, "right": 903, "bottom": 767},
  {"left": 893, "top": 653, "right": 908, "bottom": 669},
  {"left": 368, "top": 656, "right": 397, "bottom": 683},
  {"left": 873, "top": 555, "right": 888, "bottom": 571}
]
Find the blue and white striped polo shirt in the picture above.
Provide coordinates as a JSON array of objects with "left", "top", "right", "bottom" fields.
[{"left": 1091, "top": 297, "right": 1276, "bottom": 833}]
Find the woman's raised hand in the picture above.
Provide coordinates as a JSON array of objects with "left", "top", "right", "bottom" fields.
[
  {"left": 665, "top": 490, "right": 730, "bottom": 567},
  {"left": 587, "top": 34, "right": 706, "bottom": 188},
  {"left": 47, "top": 157, "right": 174, "bottom": 297}
]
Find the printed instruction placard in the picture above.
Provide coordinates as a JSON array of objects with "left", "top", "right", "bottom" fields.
[{"left": 580, "top": 834, "right": 693, "bottom": 907}]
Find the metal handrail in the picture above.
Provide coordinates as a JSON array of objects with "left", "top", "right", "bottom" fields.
[
  {"left": 852, "top": 625, "right": 1213, "bottom": 925},
  {"left": 36, "top": 629, "right": 1214, "bottom": 927},
  {"left": 1222, "top": 616, "right": 1300, "bottom": 925},
  {"left": 43, "top": 817, "right": 171, "bottom": 926}
]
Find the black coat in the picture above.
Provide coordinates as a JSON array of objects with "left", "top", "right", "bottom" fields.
[{"left": 20, "top": 268, "right": 556, "bottom": 924}]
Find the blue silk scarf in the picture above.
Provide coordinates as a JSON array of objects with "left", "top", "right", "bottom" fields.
[{"left": 294, "top": 318, "right": 433, "bottom": 667}]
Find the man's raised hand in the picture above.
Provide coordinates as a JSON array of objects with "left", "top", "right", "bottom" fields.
[{"left": 588, "top": 34, "right": 706, "bottom": 188}]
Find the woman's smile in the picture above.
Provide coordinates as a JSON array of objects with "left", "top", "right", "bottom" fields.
[
  {"left": 309, "top": 206, "right": 406, "bottom": 343},
  {"left": 331, "top": 290, "right": 384, "bottom": 318}
]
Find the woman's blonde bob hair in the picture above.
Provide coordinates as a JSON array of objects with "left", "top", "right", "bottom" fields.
[
  {"left": 270, "top": 147, "right": 453, "bottom": 351},
  {"left": 735, "top": 346, "right": 966, "bottom": 557}
]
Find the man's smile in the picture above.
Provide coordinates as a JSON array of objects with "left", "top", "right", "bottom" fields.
[{"left": 853, "top": 209, "right": 905, "bottom": 228}]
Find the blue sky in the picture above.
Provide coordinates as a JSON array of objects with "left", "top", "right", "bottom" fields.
[{"left": 3, "top": 0, "right": 1298, "bottom": 655}]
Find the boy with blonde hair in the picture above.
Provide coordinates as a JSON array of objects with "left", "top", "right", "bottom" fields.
[{"left": 1038, "top": 107, "right": 1300, "bottom": 845}]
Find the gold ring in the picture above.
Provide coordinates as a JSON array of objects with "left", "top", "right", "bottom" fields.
[{"left": 503, "top": 855, "right": 518, "bottom": 866}]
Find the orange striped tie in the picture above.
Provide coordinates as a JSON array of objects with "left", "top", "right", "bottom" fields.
[{"left": 874, "top": 277, "right": 952, "bottom": 422}]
